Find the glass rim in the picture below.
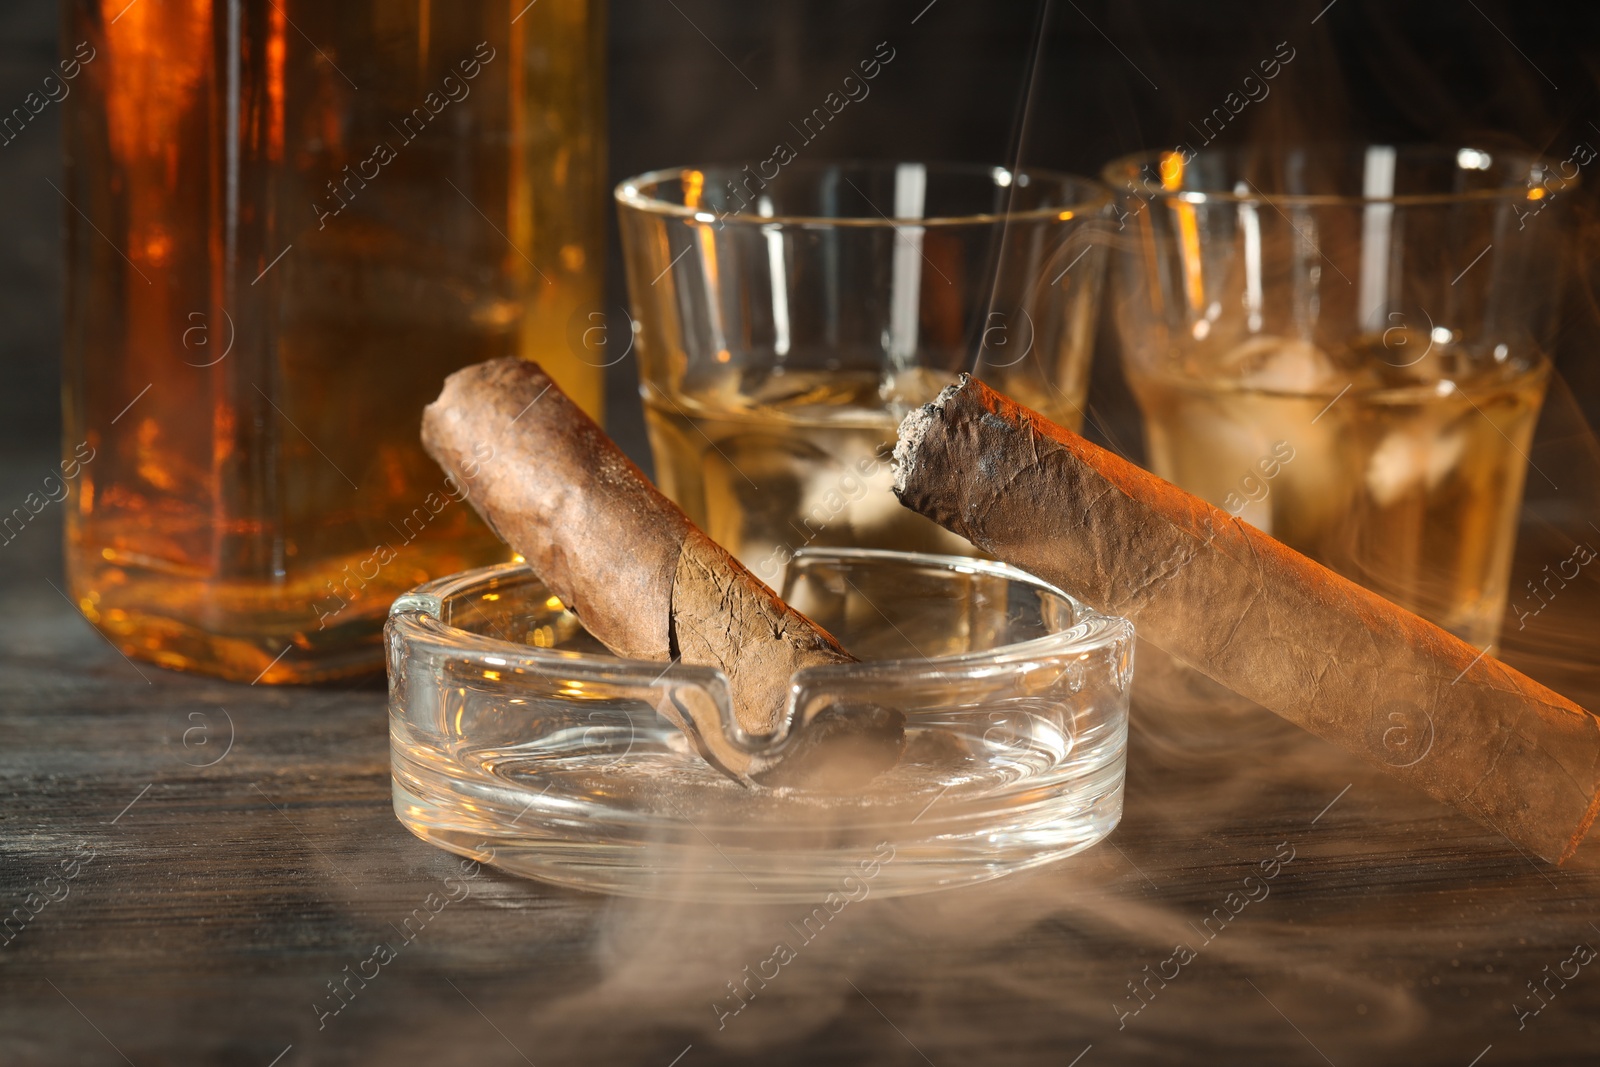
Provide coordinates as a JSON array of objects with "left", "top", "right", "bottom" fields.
[
  {"left": 1101, "top": 143, "right": 1578, "bottom": 207},
  {"left": 615, "top": 160, "right": 1113, "bottom": 228},
  {"left": 387, "top": 548, "right": 1134, "bottom": 683}
]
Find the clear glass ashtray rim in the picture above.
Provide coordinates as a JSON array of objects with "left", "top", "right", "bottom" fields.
[
  {"left": 386, "top": 548, "right": 1136, "bottom": 899},
  {"left": 386, "top": 546, "right": 1135, "bottom": 689}
]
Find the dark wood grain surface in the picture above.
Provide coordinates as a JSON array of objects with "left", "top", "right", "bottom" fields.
[{"left": 3, "top": 471, "right": 1599, "bottom": 1066}]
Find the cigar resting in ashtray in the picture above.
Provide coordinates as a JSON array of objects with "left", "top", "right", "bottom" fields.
[
  {"left": 894, "top": 374, "right": 1600, "bottom": 864},
  {"left": 422, "top": 359, "right": 904, "bottom": 787}
]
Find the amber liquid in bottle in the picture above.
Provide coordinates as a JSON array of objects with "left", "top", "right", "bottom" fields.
[{"left": 62, "top": 0, "right": 605, "bottom": 682}]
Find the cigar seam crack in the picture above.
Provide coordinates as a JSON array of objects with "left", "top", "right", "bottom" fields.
[
  {"left": 1212, "top": 584, "right": 1260, "bottom": 662},
  {"left": 665, "top": 586, "right": 684, "bottom": 662},
  {"left": 1568, "top": 729, "right": 1600, "bottom": 862},
  {"left": 1120, "top": 534, "right": 1199, "bottom": 611},
  {"left": 1226, "top": 517, "right": 1280, "bottom": 662},
  {"left": 1519, "top": 711, "right": 1587, "bottom": 824},
  {"left": 1463, "top": 718, "right": 1520, "bottom": 806},
  {"left": 1231, "top": 515, "right": 1271, "bottom": 598}
]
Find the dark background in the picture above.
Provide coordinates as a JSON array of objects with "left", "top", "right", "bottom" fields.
[{"left": 6, "top": 0, "right": 1600, "bottom": 484}]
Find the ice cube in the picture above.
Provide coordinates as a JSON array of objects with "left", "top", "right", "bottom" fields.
[
  {"left": 1218, "top": 336, "right": 1344, "bottom": 394},
  {"left": 1365, "top": 425, "right": 1466, "bottom": 506}
]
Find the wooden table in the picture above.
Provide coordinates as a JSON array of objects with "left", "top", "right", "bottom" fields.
[{"left": 3, "top": 482, "right": 1598, "bottom": 1067}]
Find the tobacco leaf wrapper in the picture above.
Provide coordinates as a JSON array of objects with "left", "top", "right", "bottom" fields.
[
  {"left": 422, "top": 359, "right": 903, "bottom": 785},
  {"left": 893, "top": 374, "right": 1600, "bottom": 863}
]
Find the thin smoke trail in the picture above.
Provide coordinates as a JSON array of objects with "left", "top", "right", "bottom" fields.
[{"left": 970, "top": 0, "right": 1055, "bottom": 378}]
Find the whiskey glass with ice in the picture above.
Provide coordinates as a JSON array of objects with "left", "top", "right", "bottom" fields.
[
  {"left": 617, "top": 162, "right": 1111, "bottom": 583},
  {"left": 1104, "top": 145, "right": 1574, "bottom": 652}
]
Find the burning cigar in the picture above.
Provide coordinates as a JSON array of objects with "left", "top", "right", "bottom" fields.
[
  {"left": 893, "top": 374, "right": 1600, "bottom": 864},
  {"left": 422, "top": 359, "right": 904, "bottom": 786}
]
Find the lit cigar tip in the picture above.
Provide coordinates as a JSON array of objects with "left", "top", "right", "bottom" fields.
[{"left": 891, "top": 373, "right": 971, "bottom": 496}]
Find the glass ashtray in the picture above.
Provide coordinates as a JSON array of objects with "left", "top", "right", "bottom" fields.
[{"left": 387, "top": 549, "right": 1134, "bottom": 901}]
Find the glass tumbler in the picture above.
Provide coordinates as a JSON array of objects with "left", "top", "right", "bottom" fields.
[
  {"left": 617, "top": 162, "right": 1111, "bottom": 583},
  {"left": 1104, "top": 145, "right": 1576, "bottom": 651},
  {"left": 61, "top": 0, "right": 605, "bottom": 683}
]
